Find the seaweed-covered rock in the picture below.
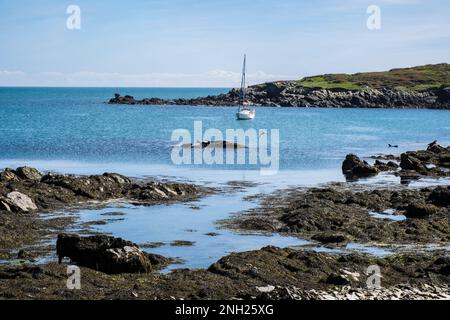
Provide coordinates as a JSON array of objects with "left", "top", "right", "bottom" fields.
[
  {"left": 400, "top": 153, "right": 428, "bottom": 173},
  {"left": 404, "top": 203, "right": 438, "bottom": 219},
  {"left": 0, "top": 168, "right": 19, "bottom": 182},
  {"left": 342, "top": 154, "right": 378, "bottom": 177},
  {"left": 427, "top": 141, "right": 446, "bottom": 154},
  {"left": 15, "top": 167, "right": 42, "bottom": 181},
  {"left": 374, "top": 160, "right": 399, "bottom": 171},
  {"left": 311, "top": 233, "right": 348, "bottom": 244},
  {"left": 56, "top": 234, "right": 152, "bottom": 274},
  {"left": 428, "top": 187, "right": 450, "bottom": 207}
]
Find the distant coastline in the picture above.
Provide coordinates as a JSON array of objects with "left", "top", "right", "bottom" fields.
[{"left": 109, "top": 63, "right": 450, "bottom": 109}]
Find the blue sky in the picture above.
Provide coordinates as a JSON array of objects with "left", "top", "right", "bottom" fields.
[{"left": 0, "top": 0, "right": 449, "bottom": 87}]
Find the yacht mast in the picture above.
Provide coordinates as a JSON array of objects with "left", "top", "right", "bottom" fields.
[{"left": 240, "top": 54, "right": 246, "bottom": 109}]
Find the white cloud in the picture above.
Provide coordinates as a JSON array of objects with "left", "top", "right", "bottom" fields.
[
  {"left": 0, "top": 70, "right": 25, "bottom": 76},
  {"left": 0, "top": 70, "right": 297, "bottom": 87}
]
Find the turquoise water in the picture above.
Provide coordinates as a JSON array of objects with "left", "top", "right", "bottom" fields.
[
  {"left": 1, "top": 87, "right": 450, "bottom": 178},
  {"left": 1, "top": 87, "right": 450, "bottom": 268}
]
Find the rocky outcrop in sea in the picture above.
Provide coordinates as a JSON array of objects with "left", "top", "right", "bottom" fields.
[{"left": 109, "top": 82, "right": 450, "bottom": 109}]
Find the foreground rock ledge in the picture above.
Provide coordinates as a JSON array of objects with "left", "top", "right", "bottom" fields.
[{"left": 0, "top": 246, "right": 448, "bottom": 300}]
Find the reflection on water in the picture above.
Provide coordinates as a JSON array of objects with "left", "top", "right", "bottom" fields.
[{"left": 74, "top": 184, "right": 309, "bottom": 270}]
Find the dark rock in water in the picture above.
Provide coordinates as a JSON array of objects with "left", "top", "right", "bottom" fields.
[
  {"left": 56, "top": 234, "right": 153, "bottom": 274},
  {"left": 428, "top": 187, "right": 450, "bottom": 207},
  {"left": 342, "top": 154, "right": 378, "bottom": 178},
  {"left": 439, "top": 154, "right": 450, "bottom": 165},
  {"left": 374, "top": 160, "right": 399, "bottom": 171},
  {"left": 427, "top": 141, "right": 446, "bottom": 154},
  {"left": 206, "top": 140, "right": 246, "bottom": 149},
  {"left": 15, "top": 167, "right": 42, "bottom": 181},
  {"left": 400, "top": 153, "right": 428, "bottom": 174},
  {"left": 177, "top": 140, "right": 246, "bottom": 149},
  {"left": 311, "top": 233, "right": 348, "bottom": 244},
  {"left": 396, "top": 142, "right": 450, "bottom": 177},
  {"left": 371, "top": 154, "right": 399, "bottom": 161},
  {"left": 404, "top": 203, "right": 438, "bottom": 219},
  {"left": 325, "top": 273, "right": 350, "bottom": 286}
]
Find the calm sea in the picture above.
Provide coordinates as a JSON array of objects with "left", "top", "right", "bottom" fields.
[
  {"left": 2, "top": 87, "right": 450, "bottom": 268},
  {"left": 1, "top": 87, "right": 449, "bottom": 181}
]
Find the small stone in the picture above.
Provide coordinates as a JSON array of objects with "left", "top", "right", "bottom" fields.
[{"left": 256, "top": 285, "right": 275, "bottom": 293}]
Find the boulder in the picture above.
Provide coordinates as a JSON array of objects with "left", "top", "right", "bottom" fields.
[
  {"left": 0, "top": 168, "right": 19, "bottom": 182},
  {"left": 342, "top": 154, "right": 378, "bottom": 177},
  {"left": 56, "top": 234, "right": 152, "bottom": 274},
  {"left": 400, "top": 153, "right": 428, "bottom": 173},
  {"left": 6, "top": 192, "right": 38, "bottom": 212},
  {"left": 404, "top": 203, "right": 438, "bottom": 219},
  {"left": 427, "top": 141, "right": 446, "bottom": 154},
  {"left": 15, "top": 166, "right": 42, "bottom": 181}
]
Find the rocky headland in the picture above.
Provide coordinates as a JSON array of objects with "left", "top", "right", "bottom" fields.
[{"left": 109, "top": 64, "right": 450, "bottom": 108}]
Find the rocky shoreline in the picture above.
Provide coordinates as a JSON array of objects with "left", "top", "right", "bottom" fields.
[
  {"left": 0, "top": 246, "right": 448, "bottom": 299},
  {"left": 109, "top": 63, "right": 450, "bottom": 109},
  {"left": 1, "top": 142, "right": 449, "bottom": 300},
  {"left": 108, "top": 83, "right": 450, "bottom": 109},
  {"left": 223, "top": 142, "right": 450, "bottom": 246},
  {"left": 0, "top": 167, "right": 205, "bottom": 260}
]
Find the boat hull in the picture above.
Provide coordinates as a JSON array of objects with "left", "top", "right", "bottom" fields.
[{"left": 236, "top": 109, "right": 256, "bottom": 120}]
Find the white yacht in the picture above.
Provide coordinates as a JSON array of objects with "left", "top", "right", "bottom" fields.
[{"left": 236, "top": 54, "right": 256, "bottom": 120}]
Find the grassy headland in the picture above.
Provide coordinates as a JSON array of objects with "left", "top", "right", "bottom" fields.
[{"left": 296, "top": 63, "right": 449, "bottom": 91}]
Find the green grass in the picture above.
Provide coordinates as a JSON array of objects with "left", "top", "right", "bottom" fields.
[
  {"left": 296, "top": 63, "right": 449, "bottom": 91},
  {"left": 298, "top": 76, "right": 365, "bottom": 90}
]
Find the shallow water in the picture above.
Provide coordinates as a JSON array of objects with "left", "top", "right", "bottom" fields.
[
  {"left": 74, "top": 185, "right": 310, "bottom": 270},
  {"left": 369, "top": 209, "right": 407, "bottom": 222}
]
